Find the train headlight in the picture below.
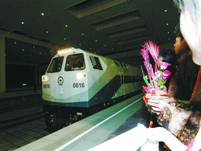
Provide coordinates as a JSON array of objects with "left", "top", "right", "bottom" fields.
[
  {"left": 76, "top": 72, "right": 86, "bottom": 80},
  {"left": 42, "top": 75, "right": 49, "bottom": 82}
]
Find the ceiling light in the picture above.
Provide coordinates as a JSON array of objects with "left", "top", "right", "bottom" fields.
[
  {"left": 21, "top": 48, "right": 25, "bottom": 51},
  {"left": 21, "top": 21, "right": 25, "bottom": 25},
  {"left": 45, "top": 31, "right": 49, "bottom": 34},
  {"left": 164, "top": 9, "right": 168, "bottom": 13},
  {"left": 95, "top": 40, "right": 98, "bottom": 42},
  {"left": 167, "top": 31, "right": 170, "bottom": 34},
  {"left": 14, "top": 41, "right": 17, "bottom": 45},
  {"left": 81, "top": 33, "right": 85, "bottom": 36},
  {"left": 41, "top": 12, "right": 45, "bottom": 16},
  {"left": 166, "top": 23, "right": 169, "bottom": 26},
  {"left": 65, "top": 24, "right": 68, "bottom": 28}
]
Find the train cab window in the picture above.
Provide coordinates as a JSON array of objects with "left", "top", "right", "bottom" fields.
[
  {"left": 65, "top": 53, "right": 85, "bottom": 71},
  {"left": 47, "top": 56, "right": 64, "bottom": 73},
  {"left": 89, "top": 56, "right": 103, "bottom": 70}
]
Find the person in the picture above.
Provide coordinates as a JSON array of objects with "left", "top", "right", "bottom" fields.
[
  {"left": 148, "top": 39, "right": 201, "bottom": 145},
  {"left": 147, "top": 0, "right": 201, "bottom": 150},
  {"left": 148, "top": 34, "right": 199, "bottom": 151},
  {"left": 145, "top": 34, "right": 199, "bottom": 151},
  {"left": 168, "top": 33, "right": 199, "bottom": 100}
]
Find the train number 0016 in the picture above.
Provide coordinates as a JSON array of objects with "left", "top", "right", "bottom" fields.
[{"left": 73, "top": 83, "right": 85, "bottom": 88}]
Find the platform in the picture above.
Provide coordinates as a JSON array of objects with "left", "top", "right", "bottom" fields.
[{"left": 15, "top": 93, "right": 149, "bottom": 151}]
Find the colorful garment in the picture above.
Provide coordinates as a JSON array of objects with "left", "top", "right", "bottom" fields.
[{"left": 178, "top": 112, "right": 201, "bottom": 145}]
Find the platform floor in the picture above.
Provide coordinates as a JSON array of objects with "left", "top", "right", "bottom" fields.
[{"left": 15, "top": 94, "right": 149, "bottom": 151}]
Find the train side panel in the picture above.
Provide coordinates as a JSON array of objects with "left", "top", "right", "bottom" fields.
[
  {"left": 112, "top": 64, "right": 141, "bottom": 100},
  {"left": 86, "top": 54, "right": 123, "bottom": 106}
]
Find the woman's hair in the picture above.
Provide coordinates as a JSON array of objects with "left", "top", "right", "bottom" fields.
[{"left": 160, "top": 48, "right": 177, "bottom": 65}]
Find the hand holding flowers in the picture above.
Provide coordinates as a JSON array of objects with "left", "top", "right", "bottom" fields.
[{"left": 140, "top": 40, "right": 174, "bottom": 117}]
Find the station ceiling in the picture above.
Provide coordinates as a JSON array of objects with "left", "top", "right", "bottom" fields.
[{"left": 0, "top": 0, "right": 179, "bottom": 65}]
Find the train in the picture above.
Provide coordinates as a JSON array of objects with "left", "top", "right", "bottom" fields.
[{"left": 42, "top": 47, "right": 141, "bottom": 131}]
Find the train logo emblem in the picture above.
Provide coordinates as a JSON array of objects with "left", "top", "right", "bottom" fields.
[{"left": 58, "top": 76, "right": 64, "bottom": 85}]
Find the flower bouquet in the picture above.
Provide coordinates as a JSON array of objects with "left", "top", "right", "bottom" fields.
[{"left": 140, "top": 40, "right": 172, "bottom": 103}]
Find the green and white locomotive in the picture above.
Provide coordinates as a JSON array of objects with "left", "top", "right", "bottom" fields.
[{"left": 42, "top": 47, "right": 141, "bottom": 131}]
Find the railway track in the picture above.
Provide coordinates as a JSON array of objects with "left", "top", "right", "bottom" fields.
[{"left": 0, "top": 112, "right": 45, "bottom": 130}]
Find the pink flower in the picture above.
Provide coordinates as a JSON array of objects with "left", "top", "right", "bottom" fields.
[
  {"left": 160, "top": 61, "right": 171, "bottom": 70},
  {"left": 163, "top": 70, "right": 171, "bottom": 78},
  {"left": 144, "top": 41, "right": 159, "bottom": 63},
  {"left": 155, "top": 71, "right": 161, "bottom": 78},
  {"left": 141, "top": 48, "right": 149, "bottom": 61},
  {"left": 143, "top": 86, "right": 149, "bottom": 93}
]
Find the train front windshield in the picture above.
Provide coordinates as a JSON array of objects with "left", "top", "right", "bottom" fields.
[
  {"left": 47, "top": 56, "right": 64, "bottom": 73},
  {"left": 46, "top": 53, "right": 85, "bottom": 73},
  {"left": 65, "top": 53, "right": 85, "bottom": 71}
]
